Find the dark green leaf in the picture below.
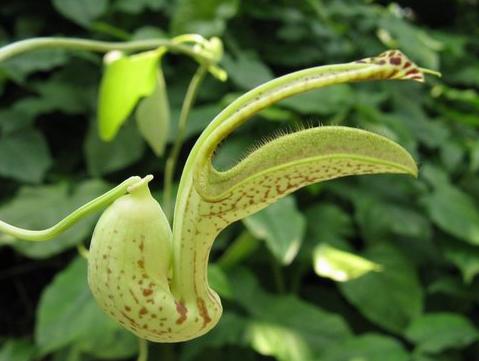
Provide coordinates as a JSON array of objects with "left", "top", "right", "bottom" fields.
[
  {"left": 171, "top": 0, "right": 239, "bottom": 36},
  {"left": 35, "top": 257, "right": 137, "bottom": 358},
  {"left": 422, "top": 182, "right": 479, "bottom": 245},
  {"left": 0, "top": 180, "right": 110, "bottom": 258},
  {"left": 0, "top": 340, "right": 36, "bottom": 361},
  {"left": 321, "top": 334, "right": 410, "bottom": 361},
  {"left": 51, "top": 0, "right": 108, "bottom": 26},
  {"left": 84, "top": 119, "right": 145, "bottom": 176},
  {"left": 0, "top": 129, "right": 51, "bottom": 183},
  {"left": 405, "top": 313, "right": 479, "bottom": 354},
  {"left": 222, "top": 52, "right": 274, "bottom": 89},
  {"left": 231, "top": 268, "right": 351, "bottom": 358},
  {"left": 340, "top": 243, "right": 423, "bottom": 333},
  {"left": 243, "top": 196, "right": 306, "bottom": 265}
]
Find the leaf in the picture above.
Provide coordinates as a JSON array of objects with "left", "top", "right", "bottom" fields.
[
  {"left": 247, "top": 321, "right": 314, "bottom": 361},
  {"left": 171, "top": 0, "right": 239, "bottom": 36},
  {"left": 35, "top": 257, "right": 137, "bottom": 358},
  {"left": 51, "top": 0, "right": 108, "bottom": 26},
  {"left": 378, "top": 16, "right": 440, "bottom": 69},
  {"left": 443, "top": 240, "right": 479, "bottom": 283},
  {"left": 339, "top": 243, "right": 423, "bottom": 334},
  {"left": 84, "top": 118, "right": 145, "bottom": 176},
  {"left": 321, "top": 334, "right": 410, "bottom": 361},
  {"left": 0, "top": 340, "right": 36, "bottom": 361},
  {"left": 97, "top": 50, "right": 160, "bottom": 141},
  {"left": 222, "top": 52, "right": 274, "bottom": 89},
  {"left": 231, "top": 268, "right": 351, "bottom": 358},
  {"left": 0, "top": 180, "right": 110, "bottom": 258},
  {"left": 0, "top": 129, "right": 51, "bottom": 183},
  {"left": 405, "top": 313, "right": 479, "bottom": 354},
  {"left": 115, "top": 0, "right": 165, "bottom": 14},
  {"left": 243, "top": 196, "right": 306, "bottom": 265},
  {"left": 181, "top": 312, "right": 248, "bottom": 361},
  {"left": 0, "top": 50, "right": 68, "bottom": 83},
  {"left": 135, "top": 69, "right": 170, "bottom": 156},
  {"left": 208, "top": 264, "right": 233, "bottom": 299},
  {"left": 422, "top": 182, "right": 479, "bottom": 245},
  {"left": 313, "top": 244, "right": 382, "bottom": 282}
]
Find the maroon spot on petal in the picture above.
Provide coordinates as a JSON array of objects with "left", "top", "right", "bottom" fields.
[
  {"left": 175, "top": 301, "right": 188, "bottom": 325},
  {"left": 143, "top": 289, "right": 153, "bottom": 296},
  {"left": 406, "top": 69, "right": 419, "bottom": 76},
  {"left": 390, "top": 57, "right": 402, "bottom": 65}
]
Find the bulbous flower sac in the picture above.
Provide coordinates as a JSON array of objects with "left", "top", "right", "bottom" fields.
[{"left": 87, "top": 175, "right": 179, "bottom": 341}]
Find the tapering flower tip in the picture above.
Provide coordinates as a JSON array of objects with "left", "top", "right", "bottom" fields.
[
  {"left": 127, "top": 174, "right": 154, "bottom": 193},
  {"left": 355, "top": 49, "right": 441, "bottom": 83}
]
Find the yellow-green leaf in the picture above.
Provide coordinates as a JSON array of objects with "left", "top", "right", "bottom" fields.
[
  {"left": 313, "top": 244, "right": 382, "bottom": 282},
  {"left": 97, "top": 50, "right": 161, "bottom": 141}
]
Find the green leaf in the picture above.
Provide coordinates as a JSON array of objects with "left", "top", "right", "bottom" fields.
[
  {"left": 84, "top": 118, "right": 145, "bottom": 176},
  {"left": 247, "top": 321, "right": 314, "bottom": 361},
  {"left": 304, "top": 204, "right": 354, "bottom": 248},
  {"left": 321, "top": 334, "right": 410, "bottom": 361},
  {"left": 313, "top": 244, "right": 382, "bottom": 282},
  {"left": 0, "top": 180, "right": 110, "bottom": 258},
  {"left": 0, "top": 50, "right": 68, "bottom": 83},
  {"left": 115, "top": 0, "right": 165, "bottom": 14},
  {"left": 135, "top": 69, "right": 170, "bottom": 156},
  {"left": 51, "top": 0, "right": 108, "bottom": 26},
  {"left": 208, "top": 264, "right": 233, "bottom": 299},
  {"left": 422, "top": 182, "right": 479, "bottom": 245},
  {"left": 340, "top": 243, "right": 423, "bottom": 334},
  {"left": 0, "top": 340, "right": 36, "bottom": 361},
  {"left": 181, "top": 312, "right": 248, "bottom": 361},
  {"left": 171, "top": 0, "right": 239, "bottom": 36},
  {"left": 231, "top": 268, "right": 351, "bottom": 358},
  {"left": 35, "top": 257, "right": 137, "bottom": 358},
  {"left": 98, "top": 50, "right": 160, "bottom": 141},
  {"left": 378, "top": 16, "right": 440, "bottom": 70},
  {"left": 443, "top": 241, "right": 479, "bottom": 283},
  {"left": 222, "top": 52, "right": 274, "bottom": 89},
  {"left": 243, "top": 196, "right": 306, "bottom": 265},
  {"left": 0, "top": 129, "right": 51, "bottom": 183},
  {"left": 405, "top": 313, "right": 479, "bottom": 354}
]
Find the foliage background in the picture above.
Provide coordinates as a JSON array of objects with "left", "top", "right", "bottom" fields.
[{"left": 1, "top": 0, "right": 479, "bottom": 360}]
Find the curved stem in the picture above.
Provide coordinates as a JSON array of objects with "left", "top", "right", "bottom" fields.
[
  {"left": 77, "top": 244, "right": 90, "bottom": 259},
  {"left": 137, "top": 338, "right": 148, "bottom": 361},
  {"left": 0, "top": 37, "right": 211, "bottom": 63},
  {"left": 163, "top": 65, "right": 208, "bottom": 220},
  {"left": 0, "top": 176, "right": 142, "bottom": 241}
]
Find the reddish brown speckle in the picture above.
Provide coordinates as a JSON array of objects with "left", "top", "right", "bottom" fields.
[
  {"left": 197, "top": 297, "right": 212, "bottom": 328},
  {"left": 139, "top": 307, "right": 148, "bottom": 316},
  {"left": 143, "top": 289, "right": 153, "bottom": 296},
  {"left": 390, "top": 57, "right": 402, "bottom": 65},
  {"left": 175, "top": 301, "right": 188, "bottom": 325}
]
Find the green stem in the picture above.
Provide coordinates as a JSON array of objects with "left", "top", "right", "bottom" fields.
[
  {"left": 271, "top": 256, "right": 286, "bottom": 294},
  {"left": 0, "top": 176, "right": 142, "bottom": 241},
  {"left": 163, "top": 65, "right": 208, "bottom": 220},
  {"left": 137, "top": 338, "right": 148, "bottom": 361},
  {"left": 217, "top": 230, "right": 259, "bottom": 270},
  {"left": 0, "top": 37, "right": 211, "bottom": 63}
]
